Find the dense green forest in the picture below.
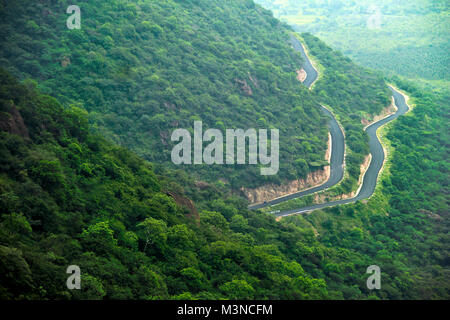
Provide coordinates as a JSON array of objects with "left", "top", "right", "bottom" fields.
[
  {"left": 0, "top": 0, "right": 393, "bottom": 191},
  {"left": 1, "top": 68, "right": 448, "bottom": 300},
  {"left": 0, "top": 69, "right": 332, "bottom": 299},
  {"left": 283, "top": 77, "right": 450, "bottom": 299},
  {"left": 0, "top": 0, "right": 332, "bottom": 188},
  {"left": 0, "top": 0, "right": 448, "bottom": 300}
]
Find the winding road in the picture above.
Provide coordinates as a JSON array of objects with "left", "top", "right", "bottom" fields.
[
  {"left": 248, "top": 35, "right": 345, "bottom": 211},
  {"left": 250, "top": 34, "right": 410, "bottom": 217},
  {"left": 290, "top": 34, "right": 318, "bottom": 88}
]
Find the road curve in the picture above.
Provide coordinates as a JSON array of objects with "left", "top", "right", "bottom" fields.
[
  {"left": 249, "top": 35, "right": 344, "bottom": 211},
  {"left": 251, "top": 34, "right": 410, "bottom": 217},
  {"left": 290, "top": 34, "right": 318, "bottom": 88},
  {"left": 274, "top": 87, "right": 409, "bottom": 217}
]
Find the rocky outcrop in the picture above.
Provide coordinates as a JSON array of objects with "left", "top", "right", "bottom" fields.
[
  {"left": 160, "top": 130, "right": 169, "bottom": 145},
  {"left": 361, "top": 97, "right": 397, "bottom": 127},
  {"left": 61, "top": 56, "right": 71, "bottom": 68},
  {"left": 235, "top": 78, "right": 253, "bottom": 96},
  {"left": 248, "top": 73, "right": 259, "bottom": 88},
  {"left": 166, "top": 191, "right": 199, "bottom": 223},
  {"left": 296, "top": 69, "right": 307, "bottom": 83},
  {"left": 0, "top": 102, "right": 29, "bottom": 140},
  {"left": 419, "top": 209, "right": 444, "bottom": 221},
  {"left": 242, "top": 133, "right": 332, "bottom": 204},
  {"left": 313, "top": 153, "right": 371, "bottom": 203},
  {"left": 194, "top": 181, "right": 211, "bottom": 189},
  {"left": 243, "top": 166, "right": 330, "bottom": 204}
]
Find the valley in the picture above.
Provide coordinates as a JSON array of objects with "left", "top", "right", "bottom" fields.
[{"left": 0, "top": 0, "right": 447, "bottom": 301}]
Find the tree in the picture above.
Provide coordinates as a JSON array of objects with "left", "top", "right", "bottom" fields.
[
  {"left": 135, "top": 266, "right": 168, "bottom": 299},
  {"left": 219, "top": 279, "right": 255, "bottom": 299},
  {"left": 137, "top": 217, "right": 168, "bottom": 257},
  {"left": 72, "top": 274, "right": 106, "bottom": 300},
  {"left": 81, "top": 222, "right": 117, "bottom": 256},
  {"left": 180, "top": 267, "right": 207, "bottom": 293},
  {"left": 0, "top": 246, "right": 33, "bottom": 299}
]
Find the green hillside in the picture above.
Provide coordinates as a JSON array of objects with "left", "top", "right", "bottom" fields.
[
  {"left": 0, "top": 68, "right": 331, "bottom": 299},
  {"left": 0, "top": 0, "right": 448, "bottom": 301},
  {"left": 301, "top": 33, "right": 391, "bottom": 194},
  {"left": 0, "top": 0, "right": 329, "bottom": 188},
  {"left": 0, "top": 0, "right": 391, "bottom": 189},
  {"left": 1, "top": 69, "right": 448, "bottom": 300}
]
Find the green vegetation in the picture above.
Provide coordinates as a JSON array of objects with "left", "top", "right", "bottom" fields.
[
  {"left": 302, "top": 33, "right": 391, "bottom": 195},
  {"left": 0, "top": 69, "right": 331, "bottom": 299},
  {"left": 279, "top": 78, "right": 449, "bottom": 299},
  {"left": 255, "top": 0, "right": 450, "bottom": 81},
  {"left": 0, "top": 0, "right": 331, "bottom": 189},
  {"left": 0, "top": 0, "right": 448, "bottom": 300},
  {"left": 0, "top": 0, "right": 395, "bottom": 192},
  {"left": 1, "top": 69, "right": 448, "bottom": 300}
]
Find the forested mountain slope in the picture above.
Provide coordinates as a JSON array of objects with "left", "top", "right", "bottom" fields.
[
  {"left": 0, "top": 0, "right": 447, "bottom": 300},
  {"left": 0, "top": 0, "right": 329, "bottom": 188},
  {"left": 0, "top": 68, "right": 331, "bottom": 299},
  {"left": 1, "top": 69, "right": 448, "bottom": 300},
  {"left": 284, "top": 78, "right": 450, "bottom": 299},
  {"left": 0, "top": 0, "right": 390, "bottom": 190}
]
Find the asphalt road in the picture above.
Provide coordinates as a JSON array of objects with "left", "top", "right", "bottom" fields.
[
  {"left": 273, "top": 87, "right": 409, "bottom": 217},
  {"left": 290, "top": 34, "right": 318, "bottom": 89},
  {"left": 250, "top": 35, "right": 410, "bottom": 217},
  {"left": 249, "top": 35, "right": 344, "bottom": 211}
]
